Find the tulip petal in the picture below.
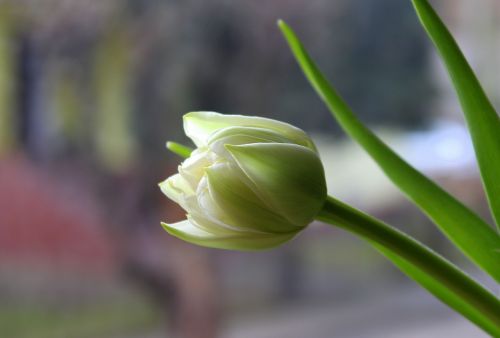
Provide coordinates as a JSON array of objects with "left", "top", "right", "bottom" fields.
[
  {"left": 208, "top": 126, "right": 295, "bottom": 157},
  {"left": 226, "top": 143, "right": 327, "bottom": 226},
  {"left": 178, "top": 149, "right": 213, "bottom": 190},
  {"left": 183, "top": 111, "right": 317, "bottom": 151},
  {"left": 205, "top": 162, "right": 300, "bottom": 233},
  {"left": 192, "top": 176, "right": 255, "bottom": 234},
  {"left": 159, "top": 174, "right": 194, "bottom": 210},
  {"left": 161, "top": 220, "right": 296, "bottom": 250}
]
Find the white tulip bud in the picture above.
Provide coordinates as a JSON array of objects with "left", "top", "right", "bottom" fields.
[{"left": 160, "top": 112, "right": 326, "bottom": 250}]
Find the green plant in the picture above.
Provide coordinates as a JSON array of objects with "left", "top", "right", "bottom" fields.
[{"left": 161, "top": 0, "right": 500, "bottom": 334}]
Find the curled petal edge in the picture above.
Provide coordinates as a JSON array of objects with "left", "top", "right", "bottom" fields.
[{"left": 161, "top": 220, "right": 297, "bottom": 251}]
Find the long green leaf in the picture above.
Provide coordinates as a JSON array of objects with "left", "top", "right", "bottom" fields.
[
  {"left": 318, "top": 196, "right": 500, "bottom": 336},
  {"left": 412, "top": 0, "right": 500, "bottom": 231},
  {"left": 377, "top": 248, "right": 499, "bottom": 336},
  {"left": 278, "top": 20, "right": 500, "bottom": 282}
]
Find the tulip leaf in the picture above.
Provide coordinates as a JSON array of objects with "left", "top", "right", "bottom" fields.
[
  {"left": 318, "top": 196, "right": 500, "bottom": 336},
  {"left": 411, "top": 0, "right": 500, "bottom": 231},
  {"left": 278, "top": 20, "right": 500, "bottom": 282},
  {"left": 376, "top": 246, "right": 500, "bottom": 336}
]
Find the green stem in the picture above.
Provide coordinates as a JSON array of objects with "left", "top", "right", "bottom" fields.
[{"left": 316, "top": 196, "right": 500, "bottom": 334}]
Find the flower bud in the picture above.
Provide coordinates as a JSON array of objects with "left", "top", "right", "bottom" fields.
[{"left": 160, "top": 111, "right": 327, "bottom": 250}]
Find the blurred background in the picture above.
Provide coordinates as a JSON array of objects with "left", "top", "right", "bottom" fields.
[{"left": 0, "top": 0, "right": 498, "bottom": 337}]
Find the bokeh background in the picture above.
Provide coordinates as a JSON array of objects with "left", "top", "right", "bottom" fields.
[{"left": 0, "top": 0, "right": 499, "bottom": 337}]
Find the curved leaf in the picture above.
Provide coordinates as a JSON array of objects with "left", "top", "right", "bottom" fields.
[
  {"left": 278, "top": 20, "right": 500, "bottom": 282},
  {"left": 411, "top": 0, "right": 500, "bottom": 232},
  {"left": 318, "top": 196, "right": 500, "bottom": 336},
  {"left": 376, "top": 247, "right": 500, "bottom": 336}
]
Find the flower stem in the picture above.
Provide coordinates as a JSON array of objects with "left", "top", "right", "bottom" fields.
[{"left": 316, "top": 196, "right": 500, "bottom": 334}]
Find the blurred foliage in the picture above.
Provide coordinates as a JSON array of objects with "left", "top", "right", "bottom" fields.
[
  {"left": 0, "top": 298, "right": 159, "bottom": 338},
  {"left": 0, "top": 0, "right": 434, "bottom": 168},
  {"left": 0, "top": 4, "right": 18, "bottom": 154}
]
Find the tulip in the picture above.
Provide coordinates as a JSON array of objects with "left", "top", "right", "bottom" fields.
[{"left": 160, "top": 111, "right": 327, "bottom": 250}]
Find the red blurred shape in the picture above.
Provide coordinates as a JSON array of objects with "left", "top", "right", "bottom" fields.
[{"left": 0, "top": 155, "right": 116, "bottom": 274}]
